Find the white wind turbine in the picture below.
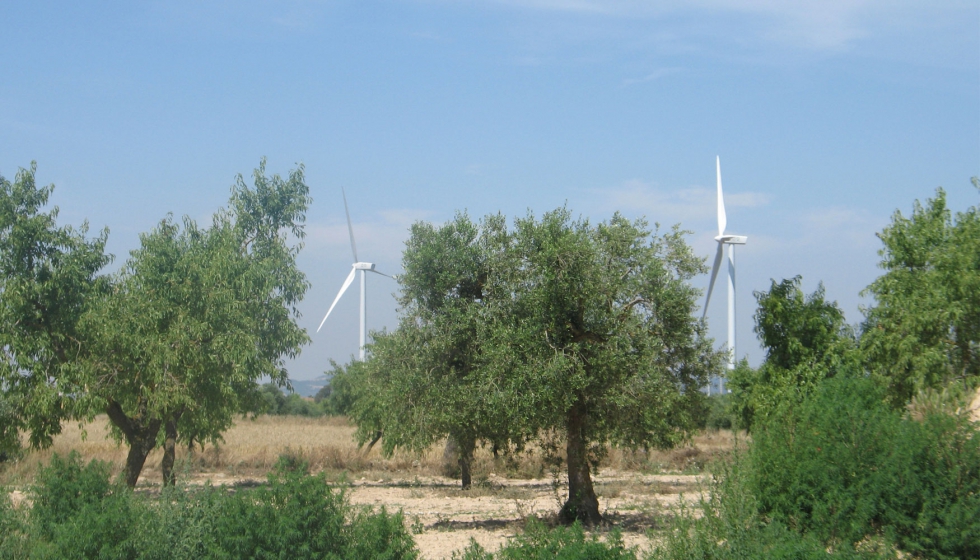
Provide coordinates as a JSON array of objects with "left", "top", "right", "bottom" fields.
[
  {"left": 702, "top": 156, "right": 747, "bottom": 394},
  {"left": 316, "top": 188, "right": 392, "bottom": 361}
]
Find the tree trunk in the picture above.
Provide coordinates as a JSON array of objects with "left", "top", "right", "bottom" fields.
[
  {"left": 558, "top": 400, "right": 602, "bottom": 526},
  {"left": 106, "top": 399, "right": 162, "bottom": 488},
  {"left": 458, "top": 435, "right": 475, "bottom": 490},
  {"left": 363, "top": 430, "right": 383, "bottom": 454},
  {"left": 161, "top": 409, "right": 183, "bottom": 487}
]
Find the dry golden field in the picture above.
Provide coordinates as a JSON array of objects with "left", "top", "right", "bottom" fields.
[{"left": 1, "top": 415, "right": 740, "bottom": 559}]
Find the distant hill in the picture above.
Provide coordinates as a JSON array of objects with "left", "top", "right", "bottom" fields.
[{"left": 287, "top": 375, "right": 330, "bottom": 398}]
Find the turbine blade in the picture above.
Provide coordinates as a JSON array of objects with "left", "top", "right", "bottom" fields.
[
  {"left": 368, "top": 268, "right": 393, "bottom": 279},
  {"left": 317, "top": 267, "right": 357, "bottom": 332},
  {"left": 716, "top": 156, "right": 727, "bottom": 236},
  {"left": 342, "top": 187, "right": 359, "bottom": 263},
  {"left": 702, "top": 242, "right": 724, "bottom": 320}
]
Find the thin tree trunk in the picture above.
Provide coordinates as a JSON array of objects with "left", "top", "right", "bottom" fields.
[
  {"left": 161, "top": 408, "right": 184, "bottom": 487},
  {"left": 106, "top": 399, "right": 162, "bottom": 488},
  {"left": 363, "top": 430, "right": 383, "bottom": 454},
  {"left": 559, "top": 400, "right": 602, "bottom": 526}
]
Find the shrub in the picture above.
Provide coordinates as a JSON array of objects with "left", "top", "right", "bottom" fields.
[
  {"left": 651, "top": 452, "right": 878, "bottom": 560},
  {"left": 17, "top": 452, "right": 419, "bottom": 559},
  {"left": 702, "top": 393, "right": 733, "bottom": 430},
  {"left": 208, "top": 456, "right": 418, "bottom": 559},
  {"left": 29, "top": 451, "right": 115, "bottom": 538},
  {"left": 749, "top": 375, "right": 980, "bottom": 558},
  {"left": 0, "top": 491, "right": 29, "bottom": 560},
  {"left": 454, "top": 520, "right": 637, "bottom": 559}
]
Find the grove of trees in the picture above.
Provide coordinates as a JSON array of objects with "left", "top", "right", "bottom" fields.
[
  {"left": 0, "top": 160, "right": 311, "bottom": 486},
  {"left": 2, "top": 156, "right": 977, "bottom": 550},
  {"left": 342, "top": 209, "right": 724, "bottom": 524}
]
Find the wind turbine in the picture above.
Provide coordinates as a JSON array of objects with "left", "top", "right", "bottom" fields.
[
  {"left": 702, "top": 156, "right": 747, "bottom": 394},
  {"left": 316, "top": 188, "right": 392, "bottom": 361}
]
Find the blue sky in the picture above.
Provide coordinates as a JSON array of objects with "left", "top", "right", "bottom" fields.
[{"left": 2, "top": 1, "right": 978, "bottom": 380}]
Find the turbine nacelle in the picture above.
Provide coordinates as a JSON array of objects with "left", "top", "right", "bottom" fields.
[{"left": 353, "top": 262, "right": 376, "bottom": 271}]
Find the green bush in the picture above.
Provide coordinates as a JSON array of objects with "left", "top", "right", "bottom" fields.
[
  {"left": 453, "top": 520, "right": 637, "bottom": 559},
  {"left": 0, "top": 491, "right": 29, "bottom": 560},
  {"left": 651, "top": 452, "right": 878, "bottom": 560},
  {"left": 29, "top": 451, "right": 115, "bottom": 538},
  {"left": 749, "top": 375, "right": 980, "bottom": 558},
  {"left": 13, "top": 453, "right": 419, "bottom": 560},
  {"left": 702, "top": 393, "right": 733, "bottom": 430},
  {"left": 259, "top": 383, "right": 325, "bottom": 417}
]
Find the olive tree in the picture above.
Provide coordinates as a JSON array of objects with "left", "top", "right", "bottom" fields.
[
  {"left": 493, "top": 209, "right": 723, "bottom": 525},
  {"left": 0, "top": 163, "right": 110, "bottom": 456},
  {"left": 79, "top": 161, "right": 311, "bottom": 486},
  {"left": 345, "top": 213, "right": 521, "bottom": 488}
]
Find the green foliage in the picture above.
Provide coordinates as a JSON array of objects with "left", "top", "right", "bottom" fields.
[
  {"left": 77, "top": 159, "right": 312, "bottom": 485},
  {"left": 729, "top": 277, "right": 858, "bottom": 430},
  {"left": 29, "top": 451, "right": 114, "bottom": 538},
  {"left": 6, "top": 452, "right": 419, "bottom": 559},
  {"left": 651, "top": 453, "right": 875, "bottom": 560},
  {"left": 700, "top": 393, "right": 733, "bottom": 430},
  {"left": 258, "top": 383, "right": 324, "bottom": 417},
  {"left": 322, "top": 363, "right": 357, "bottom": 416},
  {"left": 861, "top": 186, "right": 980, "bottom": 405},
  {"left": 453, "top": 520, "right": 637, "bottom": 559},
  {"left": 346, "top": 208, "right": 722, "bottom": 512},
  {"left": 0, "top": 163, "right": 111, "bottom": 452},
  {"left": 749, "top": 375, "right": 980, "bottom": 558},
  {"left": 498, "top": 521, "right": 635, "bottom": 559},
  {"left": 0, "top": 490, "right": 29, "bottom": 559}
]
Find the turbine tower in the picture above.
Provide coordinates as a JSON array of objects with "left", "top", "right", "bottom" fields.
[
  {"left": 702, "top": 156, "right": 747, "bottom": 394},
  {"left": 317, "top": 188, "right": 391, "bottom": 361}
]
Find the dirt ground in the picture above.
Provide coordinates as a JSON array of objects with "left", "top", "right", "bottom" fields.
[{"left": 342, "top": 471, "right": 702, "bottom": 558}]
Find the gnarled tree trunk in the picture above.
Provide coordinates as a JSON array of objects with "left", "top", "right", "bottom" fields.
[
  {"left": 558, "top": 400, "right": 601, "bottom": 526},
  {"left": 105, "top": 399, "right": 161, "bottom": 488}
]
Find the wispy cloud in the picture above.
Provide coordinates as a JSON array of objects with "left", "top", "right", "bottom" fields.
[
  {"left": 457, "top": 0, "right": 972, "bottom": 52},
  {"left": 588, "top": 179, "right": 769, "bottom": 225},
  {"left": 622, "top": 67, "right": 681, "bottom": 86}
]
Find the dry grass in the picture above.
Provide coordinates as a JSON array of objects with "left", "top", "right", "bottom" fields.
[{"left": 0, "top": 415, "right": 740, "bottom": 488}]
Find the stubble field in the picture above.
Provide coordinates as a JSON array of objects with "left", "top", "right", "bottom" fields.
[{"left": 2, "top": 416, "right": 739, "bottom": 559}]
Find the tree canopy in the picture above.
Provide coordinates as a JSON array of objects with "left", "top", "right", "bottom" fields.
[
  {"left": 861, "top": 186, "right": 980, "bottom": 405},
  {"left": 728, "top": 276, "right": 858, "bottom": 430},
  {"left": 0, "top": 163, "right": 110, "bottom": 455},
  {"left": 346, "top": 208, "right": 722, "bottom": 524},
  {"left": 77, "top": 160, "right": 311, "bottom": 486},
  {"left": 344, "top": 213, "right": 519, "bottom": 487}
]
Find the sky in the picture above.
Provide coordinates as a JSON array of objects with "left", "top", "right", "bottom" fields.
[{"left": 2, "top": 1, "right": 978, "bottom": 381}]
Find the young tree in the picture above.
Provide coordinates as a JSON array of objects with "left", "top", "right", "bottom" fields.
[
  {"left": 79, "top": 161, "right": 311, "bottom": 486},
  {"left": 861, "top": 185, "right": 980, "bottom": 405},
  {"left": 0, "top": 163, "right": 110, "bottom": 456},
  {"left": 728, "top": 276, "right": 858, "bottom": 430},
  {"left": 493, "top": 209, "right": 722, "bottom": 525}
]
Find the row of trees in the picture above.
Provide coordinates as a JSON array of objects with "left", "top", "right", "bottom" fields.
[
  {"left": 730, "top": 184, "right": 979, "bottom": 429},
  {"left": 335, "top": 210, "right": 725, "bottom": 525},
  {"left": 334, "top": 182, "right": 979, "bottom": 526},
  {"left": 0, "top": 160, "right": 311, "bottom": 487}
]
